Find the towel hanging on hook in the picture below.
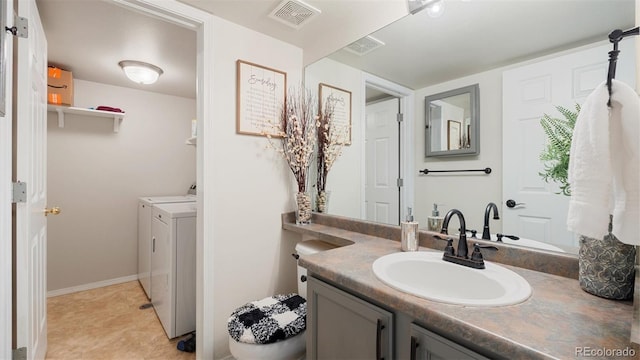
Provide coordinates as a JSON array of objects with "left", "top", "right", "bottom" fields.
[{"left": 606, "top": 27, "right": 639, "bottom": 107}]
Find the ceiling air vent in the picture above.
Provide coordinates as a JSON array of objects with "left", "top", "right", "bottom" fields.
[
  {"left": 268, "top": 0, "right": 321, "bottom": 29},
  {"left": 343, "top": 35, "right": 385, "bottom": 56}
]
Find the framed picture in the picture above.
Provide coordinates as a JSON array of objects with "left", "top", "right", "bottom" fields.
[
  {"left": 447, "top": 120, "right": 461, "bottom": 150},
  {"left": 236, "top": 60, "right": 287, "bottom": 136},
  {"left": 319, "top": 83, "right": 352, "bottom": 145}
]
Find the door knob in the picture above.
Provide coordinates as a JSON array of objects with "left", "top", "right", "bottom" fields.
[
  {"left": 505, "top": 199, "right": 525, "bottom": 208},
  {"left": 44, "top": 207, "right": 61, "bottom": 216}
]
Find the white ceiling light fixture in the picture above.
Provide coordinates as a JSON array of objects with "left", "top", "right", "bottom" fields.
[
  {"left": 118, "top": 60, "right": 163, "bottom": 85},
  {"left": 407, "top": 0, "right": 445, "bottom": 17},
  {"left": 426, "top": 0, "right": 445, "bottom": 18}
]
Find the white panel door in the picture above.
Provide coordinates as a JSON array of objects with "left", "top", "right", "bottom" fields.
[
  {"left": 0, "top": 0, "right": 13, "bottom": 356},
  {"left": 365, "top": 98, "right": 399, "bottom": 225},
  {"left": 15, "top": 0, "right": 48, "bottom": 358},
  {"left": 502, "top": 43, "right": 635, "bottom": 251}
]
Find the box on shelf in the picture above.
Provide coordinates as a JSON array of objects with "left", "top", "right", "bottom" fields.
[{"left": 47, "top": 66, "right": 74, "bottom": 106}]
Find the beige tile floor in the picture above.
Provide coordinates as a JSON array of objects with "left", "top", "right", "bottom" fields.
[{"left": 46, "top": 281, "right": 196, "bottom": 360}]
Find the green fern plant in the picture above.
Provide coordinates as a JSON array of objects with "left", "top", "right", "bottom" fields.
[{"left": 539, "top": 104, "right": 580, "bottom": 196}]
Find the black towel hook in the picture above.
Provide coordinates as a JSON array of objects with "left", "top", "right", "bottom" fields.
[{"left": 606, "top": 27, "right": 639, "bottom": 107}]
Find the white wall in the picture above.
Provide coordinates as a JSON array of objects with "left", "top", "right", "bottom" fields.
[
  {"left": 305, "top": 57, "right": 364, "bottom": 219},
  {"left": 413, "top": 40, "right": 636, "bottom": 232},
  {"left": 306, "top": 56, "right": 504, "bottom": 231},
  {"left": 434, "top": 100, "right": 465, "bottom": 150},
  {"left": 414, "top": 69, "right": 503, "bottom": 232},
  {"left": 210, "top": 17, "right": 303, "bottom": 358},
  {"left": 47, "top": 79, "right": 196, "bottom": 291}
]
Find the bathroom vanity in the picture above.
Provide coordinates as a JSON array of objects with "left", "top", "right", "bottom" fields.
[
  {"left": 308, "top": 275, "right": 488, "bottom": 359},
  {"left": 284, "top": 213, "right": 638, "bottom": 359}
]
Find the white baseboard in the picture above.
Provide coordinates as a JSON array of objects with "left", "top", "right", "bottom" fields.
[{"left": 47, "top": 274, "right": 139, "bottom": 298}]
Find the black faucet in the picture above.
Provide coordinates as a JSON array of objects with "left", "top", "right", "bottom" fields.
[
  {"left": 440, "top": 209, "right": 469, "bottom": 258},
  {"left": 482, "top": 202, "right": 499, "bottom": 240},
  {"left": 437, "top": 209, "right": 498, "bottom": 269}
]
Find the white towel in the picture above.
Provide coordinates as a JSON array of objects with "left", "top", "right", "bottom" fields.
[{"left": 567, "top": 79, "right": 640, "bottom": 245}]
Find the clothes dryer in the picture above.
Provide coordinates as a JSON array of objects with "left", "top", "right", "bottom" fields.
[
  {"left": 138, "top": 194, "right": 196, "bottom": 299},
  {"left": 151, "top": 202, "right": 197, "bottom": 338}
]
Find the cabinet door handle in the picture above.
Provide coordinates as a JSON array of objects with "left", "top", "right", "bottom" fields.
[
  {"left": 152, "top": 237, "right": 155, "bottom": 252},
  {"left": 410, "top": 336, "right": 419, "bottom": 360},
  {"left": 376, "top": 319, "right": 385, "bottom": 360}
]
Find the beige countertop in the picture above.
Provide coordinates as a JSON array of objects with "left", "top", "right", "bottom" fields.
[{"left": 283, "top": 214, "right": 637, "bottom": 360}]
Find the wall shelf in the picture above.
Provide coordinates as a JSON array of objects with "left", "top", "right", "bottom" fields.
[
  {"left": 47, "top": 105, "right": 125, "bottom": 133},
  {"left": 185, "top": 136, "right": 197, "bottom": 145}
]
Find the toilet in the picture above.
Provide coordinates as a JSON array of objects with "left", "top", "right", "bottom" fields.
[{"left": 227, "top": 240, "right": 337, "bottom": 360}]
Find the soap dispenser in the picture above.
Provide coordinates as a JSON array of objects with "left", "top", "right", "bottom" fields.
[
  {"left": 401, "top": 207, "right": 419, "bottom": 252},
  {"left": 427, "top": 203, "right": 444, "bottom": 232}
]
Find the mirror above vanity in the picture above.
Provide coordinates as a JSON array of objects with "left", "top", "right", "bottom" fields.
[{"left": 304, "top": 0, "right": 636, "bottom": 255}]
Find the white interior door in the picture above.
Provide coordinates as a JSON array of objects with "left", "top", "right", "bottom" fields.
[
  {"left": 365, "top": 98, "right": 400, "bottom": 225},
  {"left": 0, "top": 0, "right": 14, "bottom": 356},
  {"left": 15, "top": 0, "right": 48, "bottom": 358},
  {"left": 502, "top": 43, "right": 635, "bottom": 251}
]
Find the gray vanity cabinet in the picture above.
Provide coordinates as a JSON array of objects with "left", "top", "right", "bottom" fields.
[
  {"left": 307, "top": 276, "right": 394, "bottom": 360},
  {"left": 409, "top": 323, "right": 489, "bottom": 360},
  {"left": 308, "top": 275, "right": 491, "bottom": 360}
]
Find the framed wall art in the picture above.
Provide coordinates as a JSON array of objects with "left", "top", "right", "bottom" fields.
[
  {"left": 319, "top": 83, "right": 352, "bottom": 145},
  {"left": 236, "top": 59, "right": 287, "bottom": 136}
]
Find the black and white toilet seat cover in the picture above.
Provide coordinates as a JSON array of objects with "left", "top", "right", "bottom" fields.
[{"left": 227, "top": 293, "right": 306, "bottom": 345}]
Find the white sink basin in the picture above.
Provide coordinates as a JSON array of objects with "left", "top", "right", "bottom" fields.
[{"left": 372, "top": 251, "right": 531, "bottom": 306}]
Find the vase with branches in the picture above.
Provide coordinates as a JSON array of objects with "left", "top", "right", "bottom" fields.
[
  {"left": 265, "top": 86, "right": 318, "bottom": 224},
  {"left": 315, "top": 99, "right": 348, "bottom": 213}
]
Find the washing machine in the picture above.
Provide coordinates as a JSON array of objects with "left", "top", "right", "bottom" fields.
[
  {"left": 150, "top": 202, "right": 197, "bottom": 339},
  {"left": 138, "top": 193, "right": 196, "bottom": 299}
]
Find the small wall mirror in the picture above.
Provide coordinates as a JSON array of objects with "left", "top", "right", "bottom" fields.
[{"left": 425, "top": 84, "right": 479, "bottom": 157}]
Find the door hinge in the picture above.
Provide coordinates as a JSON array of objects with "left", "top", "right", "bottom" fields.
[
  {"left": 6, "top": 16, "right": 28, "bottom": 38},
  {"left": 396, "top": 113, "right": 403, "bottom": 123},
  {"left": 12, "top": 347, "right": 26, "bottom": 360},
  {"left": 397, "top": 178, "right": 404, "bottom": 187},
  {"left": 12, "top": 181, "right": 27, "bottom": 203}
]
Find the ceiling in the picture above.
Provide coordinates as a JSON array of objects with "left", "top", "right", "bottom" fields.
[
  {"left": 177, "top": 0, "right": 409, "bottom": 65},
  {"left": 37, "top": 0, "right": 407, "bottom": 100},
  {"left": 38, "top": 0, "right": 198, "bottom": 99},
  {"left": 37, "top": 0, "right": 636, "bottom": 100},
  {"left": 331, "top": 0, "right": 636, "bottom": 90}
]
